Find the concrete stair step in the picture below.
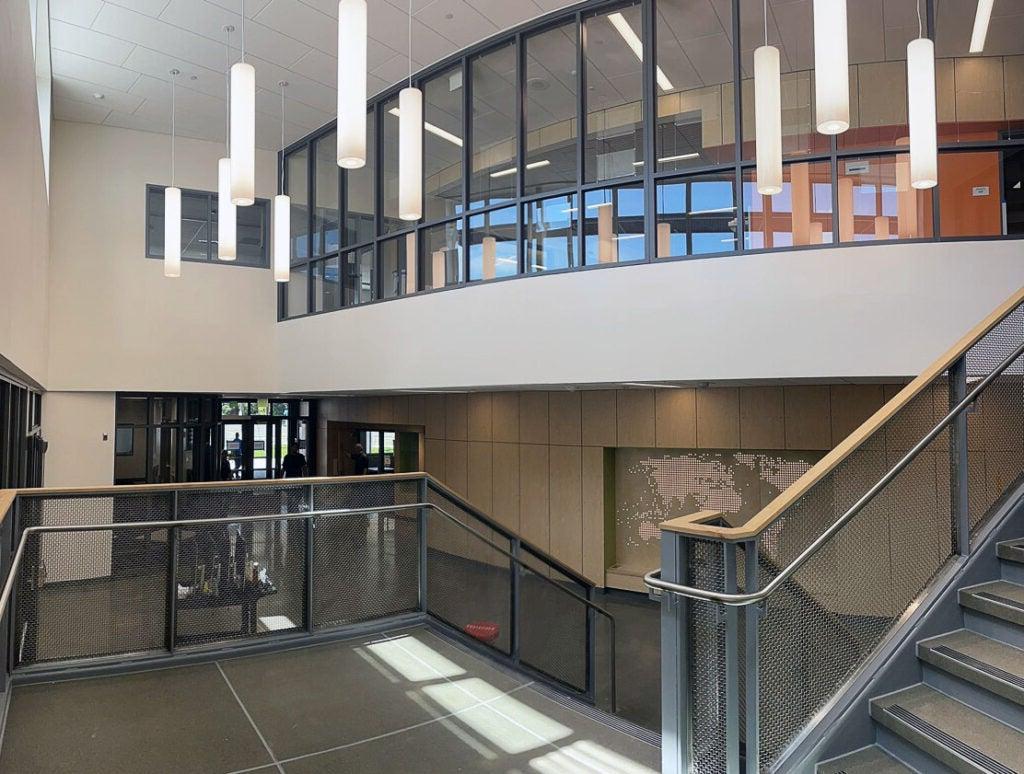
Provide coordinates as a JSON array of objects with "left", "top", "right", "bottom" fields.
[
  {"left": 960, "top": 581, "right": 1024, "bottom": 628},
  {"left": 870, "top": 684, "right": 1024, "bottom": 774},
  {"left": 816, "top": 744, "right": 917, "bottom": 773},
  {"left": 997, "top": 539, "right": 1024, "bottom": 565}
]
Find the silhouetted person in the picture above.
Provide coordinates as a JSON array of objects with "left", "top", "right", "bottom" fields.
[
  {"left": 282, "top": 441, "right": 308, "bottom": 478},
  {"left": 351, "top": 443, "right": 369, "bottom": 475},
  {"left": 220, "top": 449, "right": 233, "bottom": 480}
]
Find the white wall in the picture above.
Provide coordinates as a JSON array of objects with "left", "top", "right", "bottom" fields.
[
  {"left": 41, "top": 391, "right": 115, "bottom": 486},
  {"left": 0, "top": 0, "right": 50, "bottom": 384},
  {"left": 276, "top": 239, "right": 1024, "bottom": 393},
  {"left": 46, "top": 121, "right": 280, "bottom": 393}
]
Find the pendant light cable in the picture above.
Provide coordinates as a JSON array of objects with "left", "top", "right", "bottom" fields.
[
  {"left": 170, "top": 70, "right": 177, "bottom": 186},
  {"left": 280, "top": 80, "right": 286, "bottom": 150},
  {"left": 224, "top": 26, "right": 232, "bottom": 154},
  {"left": 763, "top": 0, "right": 768, "bottom": 45},
  {"left": 916, "top": 0, "right": 923, "bottom": 38},
  {"left": 240, "top": 0, "right": 246, "bottom": 63},
  {"left": 408, "top": 0, "right": 413, "bottom": 86}
]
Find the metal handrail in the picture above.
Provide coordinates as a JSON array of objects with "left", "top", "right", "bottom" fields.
[
  {"left": 0, "top": 499, "right": 616, "bottom": 708},
  {"left": 645, "top": 336, "right": 1024, "bottom": 606}
]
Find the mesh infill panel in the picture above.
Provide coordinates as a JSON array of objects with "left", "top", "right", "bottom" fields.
[
  {"left": 425, "top": 486, "right": 512, "bottom": 655},
  {"left": 312, "top": 478, "right": 419, "bottom": 627},
  {"left": 518, "top": 549, "right": 588, "bottom": 693},
  {"left": 688, "top": 538, "right": 728, "bottom": 774}
]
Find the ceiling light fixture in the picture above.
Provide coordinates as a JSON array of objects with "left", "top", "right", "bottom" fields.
[
  {"left": 218, "top": 25, "right": 236, "bottom": 261},
  {"left": 754, "top": 0, "right": 782, "bottom": 195},
  {"left": 388, "top": 108, "right": 463, "bottom": 147},
  {"left": 489, "top": 160, "right": 549, "bottom": 178},
  {"left": 813, "top": 0, "right": 850, "bottom": 134},
  {"left": 399, "top": 0, "right": 423, "bottom": 221},
  {"left": 969, "top": 0, "right": 994, "bottom": 53},
  {"left": 907, "top": 1, "right": 937, "bottom": 189},
  {"left": 337, "top": 0, "right": 367, "bottom": 168},
  {"left": 632, "top": 152, "right": 700, "bottom": 167},
  {"left": 164, "top": 69, "right": 181, "bottom": 279},
  {"left": 274, "top": 81, "right": 290, "bottom": 283},
  {"left": 606, "top": 12, "right": 673, "bottom": 92},
  {"left": 230, "top": 0, "right": 255, "bottom": 206}
]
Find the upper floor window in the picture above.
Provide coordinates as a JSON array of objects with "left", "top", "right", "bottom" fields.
[{"left": 145, "top": 185, "right": 270, "bottom": 267}]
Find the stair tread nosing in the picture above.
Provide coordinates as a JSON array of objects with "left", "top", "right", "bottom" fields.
[
  {"left": 960, "top": 581, "right": 1024, "bottom": 626},
  {"left": 997, "top": 539, "right": 1024, "bottom": 565},
  {"left": 870, "top": 684, "right": 1024, "bottom": 773},
  {"left": 918, "top": 629, "right": 1024, "bottom": 703},
  {"left": 816, "top": 744, "right": 918, "bottom": 774}
]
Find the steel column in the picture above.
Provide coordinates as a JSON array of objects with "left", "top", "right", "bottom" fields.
[
  {"left": 167, "top": 491, "right": 179, "bottom": 653},
  {"left": 724, "top": 541, "right": 741, "bottom": 774},
  {"left": 306, "top": 483, "right": 315, "bottom": 633},
  {"left": 743, "top": 539, "right": 760, "bottom": 774},
  {"left": 950, "top": 355, "right": 970, "bottom": 555},
  {"left": 510, "top": 537, "right": 521, "bottom": 664},
  {"left": 418, "top": 477, "right": 429, "bottom": 613},
  {"left": 660, "top": 530, "right": 691, "bottom": 774}
]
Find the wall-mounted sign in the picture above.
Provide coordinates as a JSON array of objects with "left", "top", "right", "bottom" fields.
[
  {"left": 844, "top": 161, "right": 870, "bottom": 175},
  {"left": 972, "top": 186, "right": 990, "bottom": 197}
]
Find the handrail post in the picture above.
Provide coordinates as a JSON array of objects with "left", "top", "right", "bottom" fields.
[
  {"left": 306, "top": 483, "right": 315, "bottom": 634},
  {"left": 660, "top": 530, "right": 691, "bottom": 774},
  {"left": 510, "top": 537, "right": 521, "bottom": 665},
  {"left": 743, "top": 539, "right": 760, "bottom": 774},
  {"left": 418, "top": 477, "right": 428, "bottom": 614},
  {"left": 724, "top": 542, "right": 741, "bottom": 774},
  {"left": 950, "top": 355, "right": 970, "bottom": 555},
  {"left": 167, "top": 491, "right": 178, "bottom": 653},
  {"left": 585, "top": 600, "right": 597, "bottom": 705}
]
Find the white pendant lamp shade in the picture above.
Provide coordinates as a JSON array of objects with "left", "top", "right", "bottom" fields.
[
  {"left": 164, "top": 186, "right": 181, "bottom": 278},
  {"left": 813, "top": 0, "right": 850, "bottom": 135},
  {"left": 337, "top": 0, "right": 367, "bottom": 168},
  {"left": 482, "top": 236, "right": 497, "bottom": 280},
  {"left": 218, "top": 158, "right": 237, "bottom": 260},
  {"left": 230, "top": 62, "right": 256, "bottom": 206},
  {"left": 273, "top": 195, "right": 290, "bottom": 282},
  {"left": 399, "top": 86, "right": 423, "bottom": 221},
  {"left": 754, "top": 45, "right": 783, "bottom": 196},
  {"left": 907, "top": 37, "right": 937, "bottom": 189}
]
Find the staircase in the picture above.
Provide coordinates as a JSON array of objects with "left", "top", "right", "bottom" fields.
[{"left": 818, "top": 538, "right": 1024, "bottom": 774}]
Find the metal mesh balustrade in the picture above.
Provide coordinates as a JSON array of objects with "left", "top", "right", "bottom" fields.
[
  {"left": 311, "top": 479, "right": 419, "bottom": 627},
  {"left": 518, "top": 547, "right": 589, "bottom": 693},
  {"left": 14, "top": 494, "right": 173, "bottom": 666},
  {"left": 424, "top": 485, "right": 512, "bottom": 655}
]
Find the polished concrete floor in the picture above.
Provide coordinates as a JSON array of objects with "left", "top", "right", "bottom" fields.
[{"left": 0, "top": 626, "right": 659, "bottom": 774}]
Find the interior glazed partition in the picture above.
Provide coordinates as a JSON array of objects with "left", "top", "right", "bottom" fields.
[
  {"left": 646, "top": 285, "right": 1024, "bottom": 773},
  {"left": 0, "top": 474, "right": 614, "bottom": 713}
]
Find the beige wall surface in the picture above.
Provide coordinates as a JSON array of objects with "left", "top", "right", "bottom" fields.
[
  {"left": 319, "top": 383, "right": 898, "bottom": 584},
  {"left": 46, "top": 121, "right": 279, "bottom": 393},
  {"left": 0, "top": 1, "right": 50, "bottom": 384},
  {"left": 41, "top": 392, "right": 116, "bottom": 487}
]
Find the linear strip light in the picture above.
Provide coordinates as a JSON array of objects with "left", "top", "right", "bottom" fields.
[
  {"left": 489, "top": 159, "right": 549, "bottom": 178},
  {"left": 970, "top": 0, "right": 994, "bottom": 53},
  {"left": 607, "top": 12, "right": 674, "bottom": 92},
  {"left": 632, "top": 152, "right": 700, "bottom": 167},
  {"left": 388, "top": 108, "right": 462, "bottom": 147}
]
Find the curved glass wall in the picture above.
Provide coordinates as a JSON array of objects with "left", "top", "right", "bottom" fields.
[{"left": 281, "top": 0, "right": 1024, "bottom": 320}]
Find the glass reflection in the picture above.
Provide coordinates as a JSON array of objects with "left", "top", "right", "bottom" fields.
[
  {"left": 379, "top": 233, "right": 418, "bottom": 299},
  {"left": 423, "top": 67, "right": 464, "bottom": 222},
  {"left": 346, "top": 110, "right": 375, "bottom": 246},
  {"left": 382, "top": 97, "right": 404, "bottom": 233},
  {"left": 525, "top": 195, "right": 578, "bottom": 272},
  {"left": 471, "top": 44, "right": 518, "bottom": 208},
  {"left": 584, "top": 184, "right": 644, "bottom": 264},
  {"left": 420, "top": 220, "right": 463, "bottom": 289},
  {"left": 313, "top": 256, "right": 341, "bottom": 312},
  {"left": 525, "top": 22, "right": 578, "bottom": 195},
  {"left": 743, "top": 162, "right": 833, "bottom": 250},
  {"left": 344, "top": 245, "right": 375, "bottom": 305},
  {"left": 313, "top": 132, "right": 340, "bottom": 255},
  {"left": 286, "top": 148, "right": 309, "bottom": 263},
  {"left": 469, "top": 206, "right": 518, "bottom": 281},
  {"left": 836, "top": 154, "right": 932, "bottom": 242},
  {"left": 656, "top": 174, "right": 737, "bottom": 257}
]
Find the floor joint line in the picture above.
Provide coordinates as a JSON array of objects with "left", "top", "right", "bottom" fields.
[{"left": 216, "top": 661, "right": 286, "bottom": 774}]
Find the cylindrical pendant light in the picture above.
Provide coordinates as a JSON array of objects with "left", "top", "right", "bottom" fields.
[
  {"left": 813, "top": 0, "right": 849, "bottom": 135},
  {"left": 274, "top": 81, "right": 290, "bottom": 282},
  {"left": 218, "top": 25, "right": 237, "bottom": 260},
  {"left": 482, "top": 236, "right": 496, "bottom": 280},
  {"left": 754, "top": 45, "right": 783, "bottom": 195},
  {"left": 907, "top": 36, "right": 937, "bottom": 189},
  {"left": 337, "top": 0, "right": 367, "bottom": 169},
  {"left": 399, "top": 0, "right": 422, "bottom": 221},
  {"left": 230, "top": 3, "right": 255, "bottom": 206},
  {"left": 164, "top": 69, "right": 181, "bottom": 278}
]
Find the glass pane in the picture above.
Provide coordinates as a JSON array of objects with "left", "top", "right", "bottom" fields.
[
  {"left": 147, "top": 187, "right": 165, "bottom": 256},
  {"left": 583, "top": 184, "right": 645, "bottom": 264},
  {"left": 313, "top": 256, "right": 341, "bottom": 312},
  {"left": 117, "top": 397, "right": 148, "bottom": 425},
  {"left": 344, "top": 245, "right": 375, "bottom": 306},
  {"left": 740, "top": 0, "right": 824, "bottom": 160},
  {"left": 346, "top": 110, "right": 376, "bottom": 246},
  {"left": 286, "top": 264, "right": 308, "bottom": 317},
  {"left": 656, "top": 0, "right": 735, "bottom": 171},
  {"left": 743, "top": 162, "right": 833, "bottom": 250},
  {"left": 420, "top": 219, "right": 463, "bottom": 289},
  {"left": 938, "top": 150, "right": 1007, "bottom": 238},
  {"left": 314, "top": 131, "right": 340, "bottom": 255},
  {"left": 839, "top": 0, "right": 918, "bottom": 151},
  {"left": 181, "top": 191, "right": 209, "bottom": 261},
  {"left": 525, "top": 22, "right": 578, "bottom": 195},
  {"left": 424, "top": 67, "right": 464, "bottom": 221},
  {"left": 585, "top": 4, "right": 644, "bottom": 182},
  {"left": 1005, "top": 148, "right": 1024, "bottom": 236},
  {"left": 379, "top": 233, "right": 418, "bottom": 299},
  {"left": 287, "top": 147, "right": 310, "bottom": 263},
  {"left": 469, "top": 205, "right": 518, "bottom": 281},
  {"left": 221, "top": 400, "right": 249, "bottom": 417},
  {"left": 381, "top": 97, "right": 404, "bottom": 234},
  {"left": 470, "top": 43, "right": 518, "bottom": 209},
  {"left": 836, "top": 154, "right": 933, "bottom": 242},
  {"left": 150, "top": 427, "right": 177, "bottom": 483},
  {"left": 656, "top": 173, "right": 738, "bottom": 258},
  {"left": 151, "top": 397, "right": 178, "bottom": 424},
  {"left": 237, "top": 200, "right": 268, "bottom": 266},
  {"left": 525, "top": 194, "right": 578, "bottom": 272}
]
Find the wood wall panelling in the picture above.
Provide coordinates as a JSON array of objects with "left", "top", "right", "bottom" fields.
[
  {"left": 696, "top": 388, "right": 741, "bottom": 448},
  {"left": 655, "top": 388, "right": 697, "bottom": 448},
  {"left": 549, "top": 391, "right": 582, "bottom": 446},
  {"left": 519, "top": 391, "right": 550, "bottom": 445},
  {"left": 582, "top": 390, "right": 617, "bottom": 447},
  {"left": 492, "top": 392, "right": 520, "bottom": 443},
  {"left": 784, "top": 385, "right": 832, "bottom": 450},
  {"left": 492, "top": 442, "right": 521, "bottom": 533},
  {"left": 616, "top": 390, "right": 656, "bottom": 447},
  {"left": 468, "top": 393, "right": 493, "bottom": 442},
  {"left": 549, "top": 447, "right": 583, "bottom": 574},
  {"left": 738, "top": 386, "right": 785, "bottom": 449},
  {"left": 519, "top": 443, "right": 551, "bottom": 550}
]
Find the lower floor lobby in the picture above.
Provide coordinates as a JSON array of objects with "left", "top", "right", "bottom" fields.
[{"left": 0, "top": 625, "right": 659, "bottom": 774}]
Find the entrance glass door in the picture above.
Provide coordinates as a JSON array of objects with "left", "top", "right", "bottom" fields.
[{"left": 252, "top": 420, "right": 284, "bottom": 479}]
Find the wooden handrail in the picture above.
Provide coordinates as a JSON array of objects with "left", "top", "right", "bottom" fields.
[{"left": 662, "top": 285, "right": 1024, "bottom": 542}]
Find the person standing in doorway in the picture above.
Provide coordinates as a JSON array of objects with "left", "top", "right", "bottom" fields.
[
  {"left": 282, "top": 440, "right": 308, "bottom": 478},
  {"left": 351, "top": 443, "right": 369, "bottom": 475}
]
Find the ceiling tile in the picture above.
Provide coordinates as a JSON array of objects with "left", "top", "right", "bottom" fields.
[
  {"left": 49, "top": 0, "right": 104, "bottom": 27},
  {"left": 246, "top": 53, "right": 338, "bottom": 111},
  {"left": 467, "top": 0, "right": 543, "bottom": 32},
  {"left": 103, "top": 0, "right": 176, "bottom": 17},
  {"left": 122, "top": 47, "right": 227, "bottom": 99},
  {"left": 50, "top": 19, "right": 137, "bottom": 66},
  {"left": 255, "top": 87, "right": 331, "bottom": 129},
  {"left": 415, "top": 0, "right": 497, "bottom": 49},
  {"left": 51, "top": 49, "right": 140, "bottom": 92},
  {"left": 254, "top": 0, "right": 335, "bottom": 54},
  {"left": 207, "top": 0, "right": 276, "bottom": 15},
  {"left": 54, "top": 75, "right": 146, "bottom": 114},
  {"left": 53, "top": 96, "right": 112, "bottom": 124},
  {"left": 92, "top": 3, "right": 227, "bottom": 72}
]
